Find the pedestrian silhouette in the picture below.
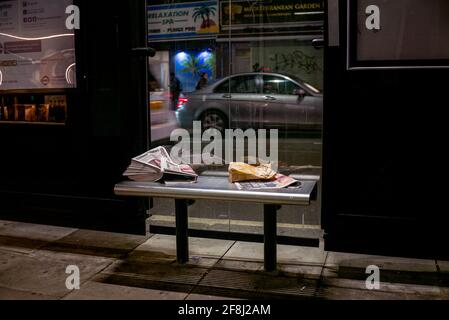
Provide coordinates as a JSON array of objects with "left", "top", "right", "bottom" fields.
[
  {"left": 170, "top": 72, "right": 182, "bottom": 110},
  {"left": 196, "top": 73, "right": 209, "bottom": 90}
]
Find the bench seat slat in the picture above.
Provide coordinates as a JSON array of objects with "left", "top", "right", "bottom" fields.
[{"left": 114, "top": 176, "right": 317, "bottom": 206}]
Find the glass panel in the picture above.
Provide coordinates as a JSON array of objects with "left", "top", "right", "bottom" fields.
[
  {"left": 223, "top": 0, "right": 324, "bottom": 237},
  {"left": 146, "top": 0, "right": 324, "bottom": 238}
]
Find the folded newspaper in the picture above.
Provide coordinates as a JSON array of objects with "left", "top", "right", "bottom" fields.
[
  {"left": 228, "top": 162, "right": 277, "bottom": 183},
  {"left": 235, "top": 174, "right": 301, "bottom": 191},
  {"left": 123, "top": 147, "right": 198, "bottom": 183},
  {"left": 229, "top": 163, "right": 300, "bottom": 190}
]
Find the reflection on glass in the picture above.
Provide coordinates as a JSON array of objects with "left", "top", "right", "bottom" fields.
[{"left": 147, "top": 0, "right": 324, "bottom": 237}]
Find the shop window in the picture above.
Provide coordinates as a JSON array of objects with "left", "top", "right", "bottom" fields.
[
  {"left": 0, "top": 0, "right": 76, "bottom": 125},
  {"left": 147, "top": 0, "right": 324, "bottom": 239}
]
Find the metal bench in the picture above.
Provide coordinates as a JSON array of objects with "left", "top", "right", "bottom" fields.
[{"left": 114, "top": 175, "right": 318, "bottom": 272}]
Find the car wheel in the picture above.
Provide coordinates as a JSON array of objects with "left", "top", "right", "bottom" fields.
[{"left": 201, "top": 110, "right": 228, "bottom": 132}]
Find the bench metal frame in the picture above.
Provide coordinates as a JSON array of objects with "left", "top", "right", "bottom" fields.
[{"left": 115, "top": 176, "right": 317, "bottom": 272}]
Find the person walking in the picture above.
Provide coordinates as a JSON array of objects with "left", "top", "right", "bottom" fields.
[
  {"left": 170, "top": 72, "right": 182, "bottom": 111},
  {"left": 195, "top": 72, "right": 209, "bottom": 90}
]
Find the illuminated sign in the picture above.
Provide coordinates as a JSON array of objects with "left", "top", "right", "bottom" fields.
[
  {"left": 148, "top": 1, "right": 219, "bottom": 41},
  {"left": 221, "top": 0, "right": 324, "bottom": 29}
]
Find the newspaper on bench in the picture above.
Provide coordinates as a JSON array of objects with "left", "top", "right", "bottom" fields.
[
  {"left": 235, "top": 174, "right": 301, "bottom": 191},
  {"left": 123, "top": 147, "right": 198, "bottom": 183}
]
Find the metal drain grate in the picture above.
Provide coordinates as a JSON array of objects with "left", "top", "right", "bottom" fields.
[
  {"left": 198, "top": 269, "right": 318, "bottom": 299},
  {"left": 105, "top": 261, "right": 208, "bottom": 285},
  {"left": 199, "top": 270, "right": 260, "bottom": 291}
]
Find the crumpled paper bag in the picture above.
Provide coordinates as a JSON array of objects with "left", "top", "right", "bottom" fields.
[{"left": 228, "top": 162, "right": 277, "bottom": 183}]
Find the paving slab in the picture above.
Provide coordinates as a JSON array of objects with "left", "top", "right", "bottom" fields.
[
  {"left": 0, "top": 286, "right": 56, "bottom": 300},
  {"left": 186, "top": 293, "right": 242, "bottom": 300},
  {"left": 185, "top": 256, "right": 220, "bottom": 268},
  {"left": 0, "top": 222, "right": 77, "bottom": 254},
  {"left": 317, "top": 277, "right": 448, "bottom": 300},
  {"left": 323, "top": 252, "right": 441, "bottom": 289},
  {"left": 126, "top": 246, "right": 177, "bottom": 265},
  {"left": 437, "top": 261, "right": 449, "bottom": 273},
  {"left": 0, "top": 250, "right": 26, "bottom": 273},
  {"left": 316, "top": 286, "right": 428, "bottom": 300},
  {"left": 223, "top": 242, "right": 326, "bottom": 265},
  {"left": 63, "top": 281, "right": 188, "bottom": 300},
  {"left": 436, "top": 261, "right": 449, "bottom": 287},
  {"left": 440, "top": 287, "right": 449, "bottom": 299},
  {"left": 278, "top": 244, "right": 326, "bottom": 265},
  {"left": 41, "top": 229, "right": 149, "bottom": 259},
  {"left": 0, "top": 235, "right": 47, "bottom": 255},
  {"left": 97, "top": 260, "right": 207, "bottom": 296},
  {"left": 134, "top": 235, "right": 234, "bottom": 259},
  {"left": 0, "top": 220, "right": 15, "bottom": 228},
  {"left": 0, "top": 251, "right": 113, "bottom": 298},
  {"left": 275, "top": 263, "right": 323, "bottom": 280},
  {"left": 322, "top": 277, "right": 442, "bottom": 294},
  {"left": 0, "top": 221, "right": 77, "bottom": 242},
  {"left": 325, "top": 252, "right": 437, "bottom": 274},
  {"left": 214, "top": 259, "right": 264, "bottom": 273}
]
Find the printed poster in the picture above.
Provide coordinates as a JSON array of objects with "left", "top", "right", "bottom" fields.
[{"left": 0, "top": 0, "right": 76, "bottom": 90}]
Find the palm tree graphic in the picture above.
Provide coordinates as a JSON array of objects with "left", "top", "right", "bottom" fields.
[
  {"left": 180, "top": 55, "right": 208, "bottom": 79},
  {"left": 192, "top": 5, "right": 217, "bottom": 30}
]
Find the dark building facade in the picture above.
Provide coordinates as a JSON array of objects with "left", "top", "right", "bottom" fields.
[
  {"left": 323, "top": 0, "right": 449, "bottom": 259},
  {"left": 0, "top": 0, "right": 150, "bottom": 234},
  {"left": 0, "top": 0, "right": 448, "bottom": 259}
]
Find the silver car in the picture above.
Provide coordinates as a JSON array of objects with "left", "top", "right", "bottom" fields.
[{"left": 176, "top": 72, "right": 322, "bottom": 132}]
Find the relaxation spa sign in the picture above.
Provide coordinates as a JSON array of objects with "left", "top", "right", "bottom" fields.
[
  {"left": 348, "top": 0, "right": 449, "bottom": 69},
  {"left": 148, "top": 1, "right": 219, "bottom": 41}
]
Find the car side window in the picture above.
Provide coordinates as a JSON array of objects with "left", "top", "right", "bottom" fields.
[
  {"left": 214, "top": 78, "right": 235, "bottom": 94},
  {"left": 263, "top": 76, "right": 300, "bottom": 95},
  {"left": 214, "top": 75, "right": 261, "bottom": 94},
  {"left": 231, "top": 76, "right": 260, "bottom": 94}
]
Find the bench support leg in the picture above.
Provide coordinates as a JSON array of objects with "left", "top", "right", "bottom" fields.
[
  {"left": 175, "top": 199, "right": 189, "bottom": 264},
  {"left": 264, "top": 204, "right": 281, "bottom": 272}
]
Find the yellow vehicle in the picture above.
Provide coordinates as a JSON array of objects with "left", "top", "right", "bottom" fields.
[{"left": 149, "top": 77, "right": 179, "bottom": 143}]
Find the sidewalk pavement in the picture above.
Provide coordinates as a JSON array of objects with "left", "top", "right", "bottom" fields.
[{"left": 0, "top": 219, "right": 448, "bottom": 300}]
